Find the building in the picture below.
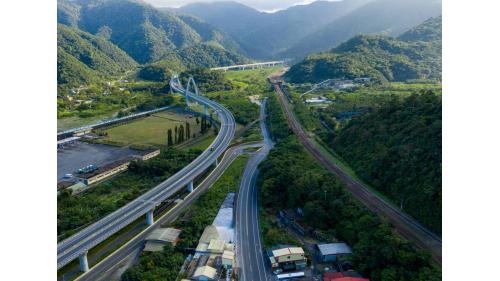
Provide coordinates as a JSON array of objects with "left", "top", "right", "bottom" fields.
[
  {"left": 135, "top": 148, "right": 160, "bottom": 161},
  {"left": 268, "top": 246, "right": 307, "bottom": 272},
  {"left": 76, "top": 157, "right": 133, "bottom": 185},
  {"left": 144, "top": 228, "right": 182, "bottom": 252},
  {"left": 305, "top": 97, "right": 332, "bottom": 104},
  {"left": 191, "top": 265, "right": 217, "bottom": 281},
  {"left": 221, "top": 249, "right": 235, "bottom": 269},
  {"left": 317, "top": 243, "right": 352, "bottom": 262}
]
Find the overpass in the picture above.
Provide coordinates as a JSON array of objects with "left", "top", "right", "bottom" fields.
[
  {"left": 57, "top": 76, "right": 236, "bottom": 272},
  {"left": 210, "top": 61, "right": 285, "bottom": 72}
]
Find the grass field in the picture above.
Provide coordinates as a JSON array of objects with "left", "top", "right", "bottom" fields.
[{"left": 97, "top": 110, "right": 205, "bottom": 147}]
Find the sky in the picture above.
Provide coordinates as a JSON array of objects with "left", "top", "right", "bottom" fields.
[{"left": 143, "top": 0, "right": 337, "bottom": 13}]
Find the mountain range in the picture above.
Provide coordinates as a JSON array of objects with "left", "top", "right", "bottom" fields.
[
  {"left": 285, "top": 16, "right": 442, "bottom": 83},
  {"left": 57, "top": 0, "right": 249, "bottom": 87},
  {"left": 177, "top": 0, "right": 442, "bottom": 60}
]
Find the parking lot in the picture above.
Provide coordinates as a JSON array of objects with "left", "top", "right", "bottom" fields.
[{"left": 57, "top": 141, "right": 138, "bottom": 181}]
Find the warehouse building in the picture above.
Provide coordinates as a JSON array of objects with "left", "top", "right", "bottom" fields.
[
  {"left": 144, "top": 228, "right": 181, "bottom": 252},
  {"left": 317, "top": 243, "right": 352, "bottom": 262},
  {"left": 267, "top": 246, "right": 307, "bottom": 272},
  {"left": 76, "top": 157, "right": 133, "bottom": 185}
]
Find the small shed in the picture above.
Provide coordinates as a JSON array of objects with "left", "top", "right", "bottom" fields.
[{"left": 317, "top": 243, "right": 352, "bottom": 262}]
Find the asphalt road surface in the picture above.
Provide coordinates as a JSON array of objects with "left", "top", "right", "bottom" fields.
[
  {"left": 236, "top": 98, "right": 274, "bottom": 281},
  {"left": 75, "top": 142, "right": 263, "bottom": 281},
  {"left": 271, "top": 79, "right": 442, "bottom": 264}
]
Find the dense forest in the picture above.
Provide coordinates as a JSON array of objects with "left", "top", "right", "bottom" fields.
[
  {"left": 57, "top": 24, "right": 138, "bottom": 87},
  {"left": 57, "top": 0, "right": 247, "bottom": 63},
  {"left": 329, "top": 92, "right": 442, "bottom": 234},
  {"left": 258, "top": 95, "right": 440, "bottom": 281},
  {"left": 285, "top": 16, "right": 441, "bottom": 83}
]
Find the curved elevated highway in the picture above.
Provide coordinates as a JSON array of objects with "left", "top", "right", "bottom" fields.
[{"left": 57, "top": 76, "right": 236, "bottom": 270}]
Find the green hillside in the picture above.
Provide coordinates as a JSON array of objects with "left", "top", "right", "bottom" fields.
[
  {"left": 57, "top": 24, "right": 137, "bottom": 87},
  {"left": 285, "top": 16, "right": 442, "bottom": 83},
  {"left": 330, "top": 92, "right": 442, "bottom": 234},
  {"left": 58, "top": 0, "right": 247, "bottom": 65}
]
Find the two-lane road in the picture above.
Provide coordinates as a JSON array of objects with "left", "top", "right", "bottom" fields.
[{"left": 236, "top": 98, "right": 274, "bottom": 281}]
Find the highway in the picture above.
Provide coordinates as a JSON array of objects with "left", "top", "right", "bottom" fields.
[
  {"left": 57, "top": 77, "right": 236, "bottom": 270},
  {"left": 74, "top": 142, "right": 263, "bottom": 281},
  {"left": 236, "top": 98, "right": 274, "bottom": 281},
  {"left": 210, "top": 61, "right": 285, "bottom": 71},
  {"left": 271, "top": 79, "right": 443, "bottom": 264}
]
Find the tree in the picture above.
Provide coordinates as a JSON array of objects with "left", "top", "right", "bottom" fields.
[
  {"left": 179, "top": 124, "right": 185, "bottom": 143},
  {"left": 174, "top": 126, "right": 178, "bottom": 144},
  {"left": 186, "top": 122, "right": 191, "bottom": 140},
  {"left": 167, "top": 129, "right": 173, "bottom": 146}
]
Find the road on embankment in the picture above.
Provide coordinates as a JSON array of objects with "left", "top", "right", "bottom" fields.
[
  {"left": 270, "top": 79, "right": 442, "bottom": 264},
  {"left": 236, "top": 98, "right": 274, "bottom": 281},
  {"left": 74, "top": 141, "right": 264, "bottom": 281}
]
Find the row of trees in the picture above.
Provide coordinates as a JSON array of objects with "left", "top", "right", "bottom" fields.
[
  {"left": 166, "top": 115, "right": 215, "bottom": 146},
  {"left": 258, "top": 94, "right": 440, "bottom": 281}
]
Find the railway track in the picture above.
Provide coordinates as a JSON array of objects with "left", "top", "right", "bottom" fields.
[{"left": 271, "top": 81, "right": 442, "bottom": 264}]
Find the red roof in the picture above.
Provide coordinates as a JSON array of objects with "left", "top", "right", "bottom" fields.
[
  {"left": 332, "top": 277, "right": 370, "bottom": 281},
  {"left": 323, "top": 272, "right": 369, "bottom": 281}
]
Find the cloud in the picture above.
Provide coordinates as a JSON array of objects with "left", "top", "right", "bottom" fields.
[{"left": 143, "top": 0, "right": 339, "bottom": 12}]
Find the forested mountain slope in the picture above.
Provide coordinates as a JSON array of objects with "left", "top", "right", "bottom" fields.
[
  {"left": 279, "top": 0, "right": 441, "bottom": 59},
  {"left": 178, "top": 0, "right": 370, "bottom": 59},
  {"left": 285, "top": 16, "right": 442, "bottom": 83},
  {"left": 57, "top": 0, "right": 247, "bottom": 65},
  {"left": 330, "top": 92, "right": 442, "bottom": 234},
  {"left": 57, "top": 24, "right": 138, "bottom": 87}
]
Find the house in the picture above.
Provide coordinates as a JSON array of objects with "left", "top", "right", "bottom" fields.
[
  {"left": 317, "top": 243, "right": 352, "bottom": 262},
  {"left": 143, "top": 228, "right": 182, "bottom": 252},
  {"left": 268, "top": 246, "right": 307, "bottom": 272},
  {"left": 191, "top": 265, "right": 217, "bottom": 281}
]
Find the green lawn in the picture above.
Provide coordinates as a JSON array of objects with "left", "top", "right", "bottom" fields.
[{"left": 97, "top": 110, "right": 205, "bottom": 147}]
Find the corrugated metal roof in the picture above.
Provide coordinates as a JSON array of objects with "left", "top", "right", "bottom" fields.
[
  {"left": 143, "top": 241, "right": 166, "bottom": 252},
  {"left": 193, "top": 265, "right": 217, "bottom": 279},
  {"left": 207, "top": 239, "right": 225, "bottom": 253},
  {"left": 272, "top": 246, "right": 305, "bottom": 257},
  {"left": 289, "top": 247, "right": 304, "bottom": 254},
  {"left": 146, "top": 228, "right": 181, "bottom": 243},
  {"left": 317, "top": 243, "right": 352, "bottom": 256}
]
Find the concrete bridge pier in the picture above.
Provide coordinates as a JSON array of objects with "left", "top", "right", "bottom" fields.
[
  {"left": 204, "top": 105, "right": 208, "bottom": 116},
  {"left": 187, "top": 181, "right": 194, "bottom": 193},
  {"left": 185, "top": 94, "right": 189, "bottom": 106},
  {"left": 79, "top": 252, "right": 89, "bottom": 272},
  {"left": 215, "top": 158, "right": 219, "bottom": 166},
  {"left": 146, "top": 209, "right": 154, "bottom": 225}
]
